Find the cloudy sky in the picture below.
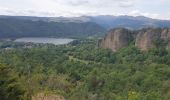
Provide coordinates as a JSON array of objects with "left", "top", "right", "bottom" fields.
[{"left": 0, "top": 0, "right": 169, "bottom": 19}]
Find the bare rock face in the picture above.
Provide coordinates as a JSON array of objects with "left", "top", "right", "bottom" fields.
[
  {"left": 161, "top": 29, "right": 170, "bottom": 49},
  {"left": 99, "top": 28, "right": 170, "bottom": 52},
  {"left": 135, "top": 28, "right": 161, "bottom": 51},
  {"left": 99, "top": 28, "right": 132, "bottom": 52},
  {"left": 161, "top": 29, "right": 170, "bottom": 40}
]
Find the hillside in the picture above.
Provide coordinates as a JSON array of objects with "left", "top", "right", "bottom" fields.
[
  {"left": 1, "top": 15, "right": 170, "bottom": 38},
  {"left": 0, "top": 17, "right": 105, "bottom": 38},
  {"left": 1, "top": 15, "right": 170, "bottom": 30},
  {"left": 87, "top": 15, "right": 170, "bottom": 29}
]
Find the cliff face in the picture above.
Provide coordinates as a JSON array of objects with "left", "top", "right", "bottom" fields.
[
  {"left": 161, "top": 29, "right": 170, "bottom": 49},
  {"left": 135, "top": 28, "right": 161, "bottom": 51},
  {"left": 99, "top": 28, "right": 132, "bottom": 52},
  {"left": 99, "top": 28, "right": 170, "bottom": 52}
]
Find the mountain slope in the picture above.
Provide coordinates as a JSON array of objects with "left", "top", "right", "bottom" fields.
[
  {"left": 88, "top": 15, "right": 170, "bottom": 29},
  {"left": 2, "top": 15, "right": 170, "bottom": 29},
  {"left": 1, "top": 15, "right": 170, "bottom": 38},
  {"left": 0, "top": 18, "right": 105, "bottom": 38}
]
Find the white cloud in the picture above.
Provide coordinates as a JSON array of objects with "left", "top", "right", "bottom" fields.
[
  {"left": 119, "top": 1, "right": 134, "bottom": 7},
  {"left": 128, "top": 10, "right": 159, "bottom": 19},
  {"left": 0, "top": 0, "right": 169, "bottom": 19}
]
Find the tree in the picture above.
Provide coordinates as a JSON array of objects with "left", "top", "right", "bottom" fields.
[
  {"left": 0, "top": 64, "right": 26, "bottom": 100},
  {"left": 128, "top": 91, "right": 140, "bottom": 100}
]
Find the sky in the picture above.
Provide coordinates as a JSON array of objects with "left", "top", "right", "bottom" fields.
[{"left": 0, "top": 0, "right": 170, "bottom": 20}]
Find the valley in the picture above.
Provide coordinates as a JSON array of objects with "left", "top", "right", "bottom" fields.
[{"left": 1, "top": 0, "right": 170, "bottom": 100}]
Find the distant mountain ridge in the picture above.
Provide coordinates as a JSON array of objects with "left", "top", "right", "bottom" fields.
[
  {"left": 0, "top": 15, "right": 170, "bottom": 38},
  {"left": 0, "top": 15, "right": 90, "bottom": 23},
  {"left": 0, "top": 17, "right": 105, "bottom": 38},
  {"left": 1, "top": 15, "right": 170, "bottom": 29},
  {"left": 87, "top": 15, "right": 170, "bottom": 29}
]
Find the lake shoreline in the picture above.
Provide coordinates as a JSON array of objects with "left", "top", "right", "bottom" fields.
[{"left": 14, "top": 37, "right": 75, "bottom": 45}]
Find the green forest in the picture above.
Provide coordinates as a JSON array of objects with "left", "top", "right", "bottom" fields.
[{"left": 0, "top": 39, "right": 170, "bottom": 100}]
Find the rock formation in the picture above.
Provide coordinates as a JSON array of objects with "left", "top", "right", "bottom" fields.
[
  {"left": 161, "top": 29, "right": 170, "bottom": 49},
  {"left": 99, "top": 28, "right": 170, "bottom": 52},
  {"left": 98, "top": 28, "right": 132, "bottom": 52},
  {"left": 135, "top": 28, "right": 161, "bottom": 51}
]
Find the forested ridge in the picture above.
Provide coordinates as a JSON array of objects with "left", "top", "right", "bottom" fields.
[
  {"left": 0, "top": 18, "right": 105, "bottom": 38},
  {"left": 0, "top": 39, "right": 170, "bottom": 100}
]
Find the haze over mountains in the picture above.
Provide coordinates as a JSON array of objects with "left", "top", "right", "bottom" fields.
[{"left": 1, "top": 15, "right": 170, "bottom": 38}]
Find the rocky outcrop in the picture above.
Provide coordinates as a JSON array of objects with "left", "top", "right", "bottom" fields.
[
  {"left": 135, "top": 28, "right": 162, "bottom": 51},
  {"left": 99, "top": 28, "right": 170, "bottom": 52},
  {"left": 161, "top": 29, "right": 170, "bottom": 49},
  {"left": 98, "top": 28, "right": 132, "bottom": 52}
]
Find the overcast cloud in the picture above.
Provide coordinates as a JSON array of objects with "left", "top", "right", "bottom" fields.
[{"left": 0, "top": 0, "right": 169, "bottom": 19}]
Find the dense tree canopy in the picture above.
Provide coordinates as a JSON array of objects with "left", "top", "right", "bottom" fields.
[
  {"left": 0, "top": 64, "right": 26, "bottom": 100},
  {"left": 0, "top": 39, "right": 169, "bottom": 100}
]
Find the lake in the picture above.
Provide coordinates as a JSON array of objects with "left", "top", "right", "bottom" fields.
[{"left": 14, "top": 37, "right": 74, "bottom": 45}]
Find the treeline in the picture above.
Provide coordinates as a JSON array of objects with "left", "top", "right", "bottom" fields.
[{"left": 0, "top": 39, "right": 170, "bottom": 100}]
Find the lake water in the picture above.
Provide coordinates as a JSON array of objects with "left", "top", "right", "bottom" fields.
[{"left": 15, "top": 37, "right": 74, "bottom": 45}]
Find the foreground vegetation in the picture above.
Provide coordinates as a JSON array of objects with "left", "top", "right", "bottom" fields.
[{"left": 0, "top": 39, "right": 170, "bottom": 100}]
